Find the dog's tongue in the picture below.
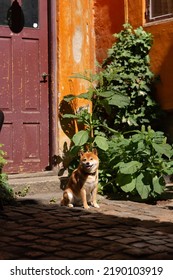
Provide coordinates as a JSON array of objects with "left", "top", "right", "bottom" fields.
[
  {"left": 85, "top": 164, "right": 93, "bottom": 170},
  {"left": 86, "top": 165, "right": 91, "bottom": 169}
]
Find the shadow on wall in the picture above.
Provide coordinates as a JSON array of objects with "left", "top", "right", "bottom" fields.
[
  {"left": 57, "top": 99, "right": 85, "bottom": 174},
  {"left": 0, "top": 110, "right": 4, "bottom": 132},
  {"left": 59, "top": 99, "right": 76, "bottom": 140},
  {"left": 59, "top": 95, "right": 86, "bottom": 141},
  {"left": 94, "top": 0, "right": 125, "bottom": 63}
]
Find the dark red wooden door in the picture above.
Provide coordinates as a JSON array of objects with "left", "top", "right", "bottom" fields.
[{"left": 0, "top": 0, "right": 49, "bottom": 173}]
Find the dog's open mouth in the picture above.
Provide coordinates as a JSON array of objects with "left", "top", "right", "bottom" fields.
[
  {"left": 85, "top": 164, "right": 93, "bottom": 169},
  {"left": 82, "top": 162, "right": 95, "bottom": 170}
]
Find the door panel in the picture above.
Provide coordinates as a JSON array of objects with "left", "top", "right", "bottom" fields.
[
  {"left": 23, "top": 39, "right": 40, "bottom": 110},
  {"left": 0, "top": 0, "right": 49, "bottom": 173},
  {"left": 0, "top": 37, "right": 12, "bottom": 109}
]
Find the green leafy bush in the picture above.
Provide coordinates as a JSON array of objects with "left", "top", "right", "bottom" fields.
[
  {"left": 99, "top": 126, "right": 173, "bottom": 199},
  {"left": 95, "top": 23, "right": 161, "bottom": 132}
]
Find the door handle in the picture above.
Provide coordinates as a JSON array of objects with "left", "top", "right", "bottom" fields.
[{"left": 41, "top": 72, "right": 49, "bottom": 83}]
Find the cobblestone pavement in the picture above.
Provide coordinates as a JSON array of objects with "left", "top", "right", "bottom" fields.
[{"left": 0, "top": 194, "right": 173, "bottom": 260}]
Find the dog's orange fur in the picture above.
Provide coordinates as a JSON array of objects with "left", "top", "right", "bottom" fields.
[{"left": 61, "top": 149, "right": 99, "bottom": 209}]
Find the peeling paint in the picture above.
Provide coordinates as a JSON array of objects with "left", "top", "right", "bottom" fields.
[
  {"left": 76, "top": 0, "right": 82, "bottom": 15},
  {"left": 86, "top": 23, "right": 89, "bottom": 45},
  {"left": 72, "top": 26, "right": 83, "bottom": 64}
]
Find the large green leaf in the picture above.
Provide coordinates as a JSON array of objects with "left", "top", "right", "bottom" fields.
[
  {"left": 115, "top": 173, "right": 132, "bottom": 186},
  {"left": 63, "top": 94, "right": 76, "bottom": 102},
  {"left": 94, "top": 136, "right": 109, "bottom": 151},
  {"left": 77, "top": 91, "right": 93, "bottom": 100},
  {"left": 118, "top": 172, "right": 151, "bottom": 198},
  {"left": 121, "top": 178, "right": 136, "bottom": 192},
  {"left": 108, "top": 94, "right": 130, "bottom": 108},
  {"left": 136, "top": 173, "right": 151, "bottom": 199},
  {"left": 64, "top": 91, "right": 93, "bottom": 102},
  {"left": 96, "top": 91, "right": 114, "bottom": 98},
  {"left": 72, "top": 130, "right": 89, "bottom": 146},
  {"left": 152, "top": 142, "right": 173, "bottom": 158},
  {"left": 163, "top": 161, "right": 173, "bottom": 175},
  {"left": 63, "top": 114, "right": 78, "bottom": 119},
  {"left": 118, "top": 161, "right": 142, "bottom": 174},
  {"left": 136, "top": 183, "right": 151, "bottom": 200},
  {"left": 152, "top": 176, "right": 165, "bottom": 194},
  {"left": 69, "top": 72, "right": 93, "bottom": 82}
]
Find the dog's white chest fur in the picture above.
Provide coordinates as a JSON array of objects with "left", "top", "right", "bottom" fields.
[{"left": 83, "top": 173, "right": 98, "bottom": 194}]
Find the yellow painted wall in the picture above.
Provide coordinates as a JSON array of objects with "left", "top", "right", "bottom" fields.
[{"left": 127, "top": 0, "right": 173, "bottom": 110}]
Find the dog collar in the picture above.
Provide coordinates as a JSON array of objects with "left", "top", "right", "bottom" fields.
[{"left": 84, "top": 171, "right": 97, "bottom": 176}]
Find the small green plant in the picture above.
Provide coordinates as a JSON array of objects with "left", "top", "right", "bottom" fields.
[
  {"left": 0, "top": 173, "right": 14, "bottom": 204},
  {"left": 0, "top": 144, "right": 14, "bottom": 206},
  {"left": 15, "top": 186, "right": 30, "bottom": 197},
  {"left": 49, "top": 197, "right": 57, "bottom": 204},
  {"left": 0, "top": 144, "right": 6, "bottom": 170}
]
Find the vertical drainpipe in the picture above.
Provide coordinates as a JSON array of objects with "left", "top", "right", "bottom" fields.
[
  {"left": 49, "top": 0, "right": 58, "bottom": 170},
  {"left": 124, "top": 0, "right": 129, "bottom": 23}
]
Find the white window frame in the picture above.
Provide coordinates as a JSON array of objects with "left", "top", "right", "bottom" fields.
[{"left": 146, "top": 0, "right": 173, "bottom": 22}]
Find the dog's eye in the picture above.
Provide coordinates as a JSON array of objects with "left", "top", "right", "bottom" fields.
[
  {"left": 83, "top": 158, "right": 87, "bottom": 161},
  {"left": 90, "top": 158, "right": 93, "bottom": 160}
]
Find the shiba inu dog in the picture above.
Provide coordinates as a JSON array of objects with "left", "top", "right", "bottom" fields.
[{"left": 61, "top": 149, "right": 99, "bottom": 209}]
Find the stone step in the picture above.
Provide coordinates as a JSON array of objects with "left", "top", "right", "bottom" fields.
[
  {"left": 17, "top": 192, "right": 63, "bottom": 205},
  {"left": 8, "top": 172, "right": 68, "bottom": 195}
]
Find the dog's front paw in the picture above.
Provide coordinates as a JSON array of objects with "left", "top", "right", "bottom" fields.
[
  {"left": 92, "top": 202, "right": 100, "bottom": 208},
  {"left": 83, "top": 204, "right": 90, "bottom": 210},
  {"left": 68, "top": 203, "right": 74, "bottom": 208}
]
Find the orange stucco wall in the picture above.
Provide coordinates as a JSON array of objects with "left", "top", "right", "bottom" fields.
[
  {"left": 94, "top": 0, "right": 125, "bottom": 63},
  {"left": 56, "top": 0, "right": 125, "bottom": 155},
  {"left": 127, "top": 0, "right": 173, "bottom": 110},
  {"left": 57, "top": 0, "right": 95, "bottom": 154},
  {"left": 58, "top": 0, "right": 95, "bottom": 100}
]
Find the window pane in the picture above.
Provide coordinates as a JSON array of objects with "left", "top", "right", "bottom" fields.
[
  {"left": 22, "top": 0, "right": 39, "bottom": 28},
  {"left": 151, "top": 0, "right": 173, "bottom": 19},
  {"left": 0, "top": 0, "right": 11, "bottom": 25}
]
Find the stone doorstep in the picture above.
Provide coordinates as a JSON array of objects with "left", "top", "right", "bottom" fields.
[
  {"left": 8, "top": 171, "right": 55, "bottom": 180},
  {"left": 8, "top": 172, "right": 68, "bottom": 195}
]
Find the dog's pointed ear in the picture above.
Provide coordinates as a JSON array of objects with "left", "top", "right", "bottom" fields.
[
  {"left": 85, "top": 144, "right": 90, "bottom": 152},
  {"left": 78, "top": 150, "right": 84, "bottom": 157},
  {"left": 92, "top": 148, "right": 98, "bottom": 155}
]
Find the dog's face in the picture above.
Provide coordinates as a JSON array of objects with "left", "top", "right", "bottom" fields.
[{"left": 79, "top": 149, "right": 99, "bottom": 173}]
